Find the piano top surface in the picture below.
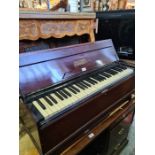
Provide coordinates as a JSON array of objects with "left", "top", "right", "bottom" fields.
[{"left": 19, "top": 39, "right": 119, "bottom": 96}]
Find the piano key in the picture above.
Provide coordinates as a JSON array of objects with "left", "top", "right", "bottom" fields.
[
  {"left": 44, "top": 96, "right": 60, "bottom": 114},
  {"left": 31, "top": 104, "right": 44, "bottom": 121},
  {"left": 45, "top": 96, "right": 60, "bottom": 111},
  {"left": 110, "top": 69, "right": 118, "bottom": 74},
  {"left": 68, "top": 86, "right": 77, "bottom": 94},
  {"left": 73, "top": 84, "right": 89, "bottom": 96},
  {"left": 89, "top": 77, "right": 98, "bottom": 84},
  {"left": 81, "top": 82, "right": 96, "bottom": 94},
  {"left": 105, "top": 70, "right": 117, "bottom": 75},
  {"left": 32, "top": 101, "right": 49, "bottom": 118},
  {"left": 100, "top": 72, "right": 111, "bottom": 78},
  {"left": 39, "top": 98, "right": 54, "bottom": 115},
  {"left": 117, "top": 65, "right": 127, "bottom": 70},
  {"left": 80, "top": 82, "right": 89, "bottom": 88},
  {"left": 83, "top": 80, "right": 98, "bottom": 92},
  {"left": 63, "top": 89, "right": 72, "bottom": 97},
  {"left": 44, "top": 96, "right": 54, "bottom": 106},
  {"left": 48, "top": 94, "right": 58, "bottom": 104},
  {"left": 89, "top": 77, "right": 99, "bottom": 83},
  {"left": 65, "top": 88, "right": 80, "bottom": 98},
  {"left": 85, "top": 78, "right": 96, "bottom": 85},
  {"left": 73, "top": 83, "right": 92, "bottom": 96},
  {"left": 37, "top": 100, "right": 46, "bottom": 109},
  {"left": 55, "top": 91, "right": 78, "bottom": 108},
  {"left": 63, "top": 88, "right": 80, "bottom": 103},
  {"left": 79, "top": 82, "right": 95, "bottom": 94},
  {"left": 92, "top": 76, "right": 102, "bottom": 82},
  {"left": 50, "top": 93, "right": 67, "bottom": 109},
  {"left": 75, "top": 83, "right": 85, "bottom": 90},
  {"left": 71, "top": 85, "right": 80, "bottom": 92},
  {"left": 82, "top": 80, "right": 91, "bottom": 87},
  {"left": 98, "top": 75, "right": 106, "bottom": 80},
  {"left": 32, "top": 67, "right": 133, "bottom": 119},
  {"left": 55, "top": 92, "right": 64, "bottom": 100},
  {"left": 112, "top": 67, "right": 123, "bottom": 72},
  {"left": 58, "top": 90, "right": 68, "bottom": 99}
]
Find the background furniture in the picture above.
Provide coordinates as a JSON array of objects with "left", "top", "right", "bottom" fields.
[
  {"left": 95, "top": 9, "right": 135, "bottom": 60},
  {"left": 19, "top": 10, "right": 97, "bottom": 52}
]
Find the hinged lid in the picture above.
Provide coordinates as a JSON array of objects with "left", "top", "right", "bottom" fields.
[{"left": 19, "top": 39, "right": 119, "bottom": 97}]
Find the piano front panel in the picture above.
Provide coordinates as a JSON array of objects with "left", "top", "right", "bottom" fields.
[{"left": 38, "top": 75, "right": 134, "bottom": 154}]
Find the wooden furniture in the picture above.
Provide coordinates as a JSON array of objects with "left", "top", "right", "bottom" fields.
[
  {"left": 19, "top": 39, "right": 135, "bottom": 155},
  {"left": 19, "top": 10, "right": 96, "bottom": 42},
  {"left": 62, "top": 99, "right": 135, "bottom": 155},
  {"left": 20, "top": 98, "right": 134, "bottom": 155}
]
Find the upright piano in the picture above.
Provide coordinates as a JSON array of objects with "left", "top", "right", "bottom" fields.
[{"left": 19, "top": 39, "right": 135, "bottom": 155}]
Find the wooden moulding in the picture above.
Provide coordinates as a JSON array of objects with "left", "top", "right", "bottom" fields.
[
  {"left": 19, "top": 10, "right": 96, "bottom": 19},
  {"left": 19, "top": 19, "right": 95, "bottom": 41},
  {"left": 19, "top": 10, "right": 96, "bottom": 42}
]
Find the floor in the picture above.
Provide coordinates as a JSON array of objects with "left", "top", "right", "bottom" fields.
[{"left": 120, "top": 118, "right": 135, "bottom": 155}]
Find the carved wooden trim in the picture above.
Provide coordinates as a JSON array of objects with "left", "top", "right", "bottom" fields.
[{"left": 19, "top": 19, "right": 95, "bottom": 42}]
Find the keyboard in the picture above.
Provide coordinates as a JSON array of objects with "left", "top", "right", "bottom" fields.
[{"left": 31, "top": 65, "right": 134, "bottom": 119}]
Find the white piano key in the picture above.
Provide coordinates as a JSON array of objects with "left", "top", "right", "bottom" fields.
[
  {"left": 39, "top": 98, "right": 54, "bottom": 115},
  {"left": 32, "top": 101, "right": 49, "bottom": 118}
]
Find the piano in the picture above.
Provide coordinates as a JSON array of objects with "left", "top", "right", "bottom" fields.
[{"left": 19, "top": 39, "right": 135, "bottom": 155}]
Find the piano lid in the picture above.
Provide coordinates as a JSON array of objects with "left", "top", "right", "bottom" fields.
[{"left": 19, "top": 39, "right": 119, "bottom": 96}]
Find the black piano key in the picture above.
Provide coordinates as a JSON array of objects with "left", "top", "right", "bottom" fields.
[
  {"left": 98, "top": 75, "right": 106, "bottom": 80},
  {"left": 88, "top": 77, "right": 98, "bottom": 84},
  {"left": 44, "top": 96, "right": 54, "bottom": 106},
  {"left": 110, "top": 69, "right": 118, "bottom": 73},
  {"left": 63, "top": 89, "right": 72, "bottom": 97},
  {"left": 101, "top": 72, "right": 111, "bottom": 78},
  {"left": 92, "top": 76, "right": 102, "bottom": 82},
  {"left": 71, "top": 85, "right": 80, "bottom": 92},
  {"left": 82, "top": 80, "right": 91, "bottom": 87},
  {"left": 48, "top": 95, "right": 58, "bottom": 104},
  {"left": 76, "top": 83, "right": 85, "bottom": 90},
  {"left": 58, "top": 90, "right": 68, "bottom": 99},
  {"left": 117, "top": 65, "right": 127, "bottom": 70},
  {"left": 68, "top": 86, "right": 77, "bottom": 94},
  {"left": 112, "top": 67, "right": 123, "bottom": 72},
  {"left": 102, "top": 72, "right": 112, "bottom": 78},
  {"left": 110, "top": 68, "right": 118, "bottom": 72},
  {"left": 37, "top": 100, "right": 46, "bottom": 110},
  {"left": 80, "top": 82, "right": 89, "bottom": 88},
  {"left": 55, "top": 92, "right": 64, "bottom": 100},
  {"left": 105, "top": 70, "right": 117, "bottom": 75},
  {"left": 85, "top": 79, "right": 96, "bottom": 85}
]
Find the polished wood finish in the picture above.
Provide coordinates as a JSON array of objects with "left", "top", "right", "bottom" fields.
[
  {"left": 19, "top": 39, "right": 135, "bottom": 155},
  {"left": 39, "top": 77, "right": 134, "bottom": 154},
  {"left": 61, "top": 99, "right": 134, "bottom": 155},
  {"left": 20, "top": 39, "right": 117, "bottom": 96},
  {"left": 19, "top": 11, "right": 96, "bottom": 42},
  {"left": 20, "top": 99, "right": 134, "bottom": 155}
]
